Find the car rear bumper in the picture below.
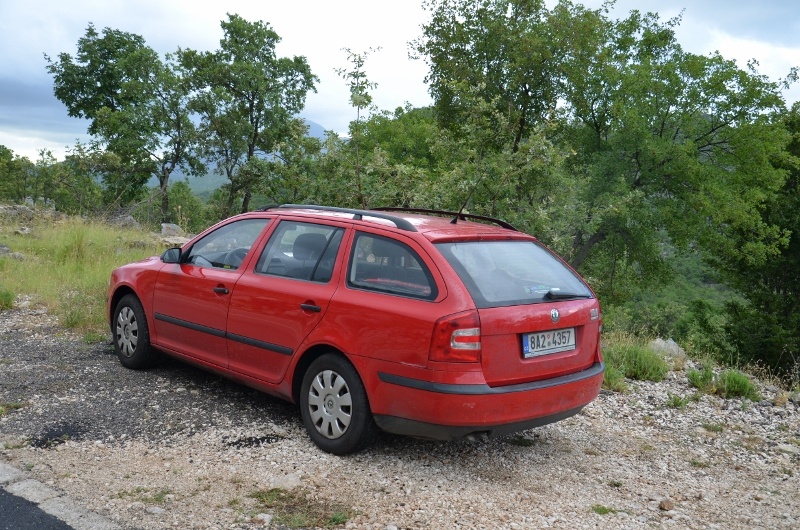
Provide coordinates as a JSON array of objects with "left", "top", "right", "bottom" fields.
[{"left": 372, "top": 361, "right": 604, "bottom": 441}]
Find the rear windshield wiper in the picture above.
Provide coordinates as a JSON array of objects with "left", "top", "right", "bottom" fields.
[{"left": 544, "top": 289, "right": 592, "bottom": 301}]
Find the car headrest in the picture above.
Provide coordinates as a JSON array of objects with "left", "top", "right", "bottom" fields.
[{"left": 293, "top": 233, "right": 327, "bottom": 261}]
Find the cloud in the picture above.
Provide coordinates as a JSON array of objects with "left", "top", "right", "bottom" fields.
[{"left": 1, "top": 0, "right": 798, "bottom": 160}]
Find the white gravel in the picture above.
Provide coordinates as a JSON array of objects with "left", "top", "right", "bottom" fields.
[{"left": 1, "top": 305, "right": 799, "bottom": 529}]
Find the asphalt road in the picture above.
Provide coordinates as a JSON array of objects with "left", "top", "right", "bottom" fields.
[
  {"left": 0, "top": 461, "right": 120, "bottom": 530},
  {"left": 0, "top": 488, "right": 74, "bottom": 530}
]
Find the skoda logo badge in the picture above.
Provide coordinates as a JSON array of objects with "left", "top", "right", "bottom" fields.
[{"left": 551, "top": 309, "right": 560, "bottom": 323}]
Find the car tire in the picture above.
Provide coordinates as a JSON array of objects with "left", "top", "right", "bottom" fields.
[
  {"left": 113, "top": 294, "right": 160, "bottom": 369},
  {"left": 300, "top": 354, "right": 378, "bottom": 455}
]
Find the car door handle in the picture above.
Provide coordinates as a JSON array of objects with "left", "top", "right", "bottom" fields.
[
  {"left": 213, "top": 287, "right": 230, "bottom": 295},
  {"left": 300, "top": 303, "right": 321, "bottom": 313}
]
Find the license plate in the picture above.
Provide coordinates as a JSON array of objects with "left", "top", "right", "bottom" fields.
[{"left": 523, "top": 328, "right": 575, "bottom": 358}]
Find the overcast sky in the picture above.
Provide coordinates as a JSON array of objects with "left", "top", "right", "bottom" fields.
[{"left": 1, "top": 0, "right": 798, "bottom": 161}]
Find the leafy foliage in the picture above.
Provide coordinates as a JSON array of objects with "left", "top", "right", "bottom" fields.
[
  {"left": 180, "top": 14, "right": 317, "bottom": 215},
  {"left": 718, "top": 103, "right": 800, "bottom": 378},
  {"left": 45, "top": 25, "right": 204, "bottom": 221}
]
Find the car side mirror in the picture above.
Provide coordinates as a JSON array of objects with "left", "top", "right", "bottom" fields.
[{"left": 161, "top": 247, "right": 182, "bottom": 264}]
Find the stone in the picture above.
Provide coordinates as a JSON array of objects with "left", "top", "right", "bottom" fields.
[
  {"left": 161, "top": 223, "right": 185, "bottom": 237},
  {"left": 650, "top": 338, "right": 686, "bottom": 359}
]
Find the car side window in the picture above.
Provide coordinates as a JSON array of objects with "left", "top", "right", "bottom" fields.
[
  {"left": 348, "top": 233, "right": 437, "bottom": 300},
  {"left": 255, "top": 221, "right": 343, "bottom": 282},
  {"left": 185, "top": 219, "right": 269, "bottom": 270}
]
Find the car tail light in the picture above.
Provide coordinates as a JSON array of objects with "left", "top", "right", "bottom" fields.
[{"left": 429, "top": 310, "right": 481, "bottom": 363}]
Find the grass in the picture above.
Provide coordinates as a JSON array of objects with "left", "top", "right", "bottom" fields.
[
  {"left": 591, "top": 504, "right": 618, "bottom": 515},
  {"left": 688, "top": 365, "right": 762, "bottom": 401},
  {"left": 0, "top": 288, "right": 13, "bottom": 310},
  {"left": 0, "top": 402, "right": 25, "bottom": 417},
  {"left": 116, "top": 487, "right": 174, "bottom": 505},
  {"left": 602, "top": 365, "right": 628, "bottom": 392},
  {"left": 249, "top": 488, "right": 353, "bottom": 528},
  {"left": 601, "top": 331, "right": 670, "bottom": 389},
  {"left": 702, "top": 422, "right": 724, "bottom": 433},
  {"left": 0, "top": 215, "right": 163, "bottom": 336}
]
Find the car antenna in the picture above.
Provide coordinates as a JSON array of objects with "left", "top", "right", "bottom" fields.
[{"left": 451, "top": 183, "right": 478, "bottom": 224}]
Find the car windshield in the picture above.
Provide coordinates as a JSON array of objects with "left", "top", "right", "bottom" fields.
[{"left": 435, "top": 240, "right": 593, "bottom": 308}]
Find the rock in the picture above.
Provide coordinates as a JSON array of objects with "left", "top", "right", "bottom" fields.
[
  {"left": 650, "top": 338, "right": 686, "bottom": 359},
  {"left": 272, "top": 473, "right": 302, "bottom": 490},
  {"left": 659, "top": 499, "right": 675, "bottom": 511},
  {"left": 0, "top": 205, "right": 35, "bottom": 221},
  {"left": 254, "top": 513, "right": 272, "bottom": 525},
  {"left": 161, "top": 223, "right": 185, "bottom": 237},
  {"left": 161, "top": 236, "right": 190, "bottom": 247},
  {"left": 110, "top": 215, "right": 140, "bottom": 228}
]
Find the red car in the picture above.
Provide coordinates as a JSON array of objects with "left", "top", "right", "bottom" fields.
[{"left": 107, "top": 205, "right": 604, "bottom": 454}]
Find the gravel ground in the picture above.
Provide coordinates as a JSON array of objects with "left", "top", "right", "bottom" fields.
[{"left": 1, "top": 305, "right": 799, "bottom": 530}]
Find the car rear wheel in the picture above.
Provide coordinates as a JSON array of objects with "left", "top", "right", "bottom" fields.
[
  {"left": 300, "top": 354, "right": 377, "bottom": 455},
  {"left": 113, "top": 294, "right": 160, "bottom": 369}
]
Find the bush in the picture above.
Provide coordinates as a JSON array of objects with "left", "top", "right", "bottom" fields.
[
  {"left": 0, "top": 288, "right": 13, "bottom": 310},
  {"left": 602, "top": 365, "right": 627, "bottom": 393},
  {"left": 687, "top": 364, "right": 715, "bottom": 393},
  {"left": 688, "top": 365, "right": 761, "bottom": 401},
  {"left": 603, "top": 333, "right": 670, "bottom": 383},
  {"left": 715, "top": 370, "right": 761, "bottom": 401}
]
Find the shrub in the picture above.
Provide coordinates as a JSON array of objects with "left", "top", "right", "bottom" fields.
[
  {"left": 602, "top": 365, "right": 627, "bottom": 393},
  {"left": 715, "top": 370, "right": 762, "bottom": 401},
  {"left": 666, "top": 394, "right": 689, "bottom": 409},
  {"left": 603, "top": 333, "right": 670, "bottom": 382},
  {"left": 687, "top": 364, "right": 715, "bottom": 393},
  {"left": 688, "top": 365, "right": 761, "bottom": 401},
  {"left": 0, "top": 288, "right": 13, "bottom": 310}
]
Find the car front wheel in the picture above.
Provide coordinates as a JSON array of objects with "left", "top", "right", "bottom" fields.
[
  {"left": 113, "top": 294, "right": 159, "bottom": 369},
  {"left": 300, "top": 354, "right": 377, "bottom": 455}
]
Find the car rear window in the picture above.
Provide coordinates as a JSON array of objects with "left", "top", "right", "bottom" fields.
[
  {"left": 435, "top": 240, "right": 593, "bottom": 308},
  {"left": 348, "top": 233, "right": 438, "bottom": 300}
]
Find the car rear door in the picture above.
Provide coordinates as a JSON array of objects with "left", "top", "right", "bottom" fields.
[{"left": 226, "top": 219, "right": 346, "bottom": 383}]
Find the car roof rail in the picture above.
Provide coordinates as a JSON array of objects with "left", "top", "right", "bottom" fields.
[
  {"left": 372, "top": 207, "right": 518, "bottom": 231},
  {"left": 273, "top": 204, "right": 418, "bottom": 232}
]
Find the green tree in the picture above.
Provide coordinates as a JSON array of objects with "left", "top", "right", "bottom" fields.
[
  {"left": 45, "top": 24, "right": 150, "bottom": 134},
  {"left": 0, "top": 146, "right": 34, "bottom": 203},
  {"left": 262, "top": 122, "right": 324, "bottom": 205},
  {"left": 415, "top": 0, "right": 601, "bottom": 152},
  {"left": 417, "top": 0, "right": 793, "bottom": 305},
  {"left": 558, "top": 8, "right": 792, "bottom": 302},
  {"left": 46, "top": 25, "right": 203, "bottom": 221},
  {"left": 181, "top": 14, "right": 317, "bottom": 215},
  {"left": 312, "top": 105, "right": 439, "bottom": 209},
  {"left": 721, "top": 103, "right": 800, "bottom": 377},
  {"left": 168, "top": 180, "right": 210, "bottom": 233},
  {"left": 335, "top": 47, "right": 380, "bottom": 207}
]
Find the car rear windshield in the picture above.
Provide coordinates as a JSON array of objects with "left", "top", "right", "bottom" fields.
[{"left": 435, "top": 240, "right": 593, "bottom": 308}]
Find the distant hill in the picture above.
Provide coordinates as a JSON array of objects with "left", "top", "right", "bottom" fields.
[{"left": 153, "top": 118, "right": 330, "bottom": 195}]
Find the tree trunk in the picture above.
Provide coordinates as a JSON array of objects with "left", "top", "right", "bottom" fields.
[{"left": 159, "top": 172, "right": 170, "bottom": 223}]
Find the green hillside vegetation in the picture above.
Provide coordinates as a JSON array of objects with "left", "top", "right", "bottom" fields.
[{"left": 1, "top": 1, "right": 798, "bottom": 384}]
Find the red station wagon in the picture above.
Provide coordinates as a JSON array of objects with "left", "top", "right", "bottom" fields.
[{"left": 107, "top": 205, "right": 604, "bottom": 454}]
